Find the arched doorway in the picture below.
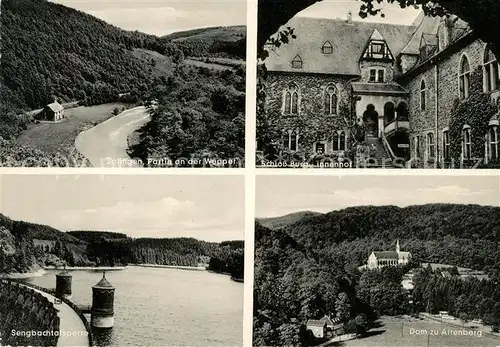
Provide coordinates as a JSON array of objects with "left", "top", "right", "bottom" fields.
[
  {"left": 384, "top": 102, "right": 395, "bottom": 124},
  {"left": 363, "top": 104, "right": 379, "bottom": 137},
  {"left": 396, "top": 101, "right": 409, "bottom": 121}
]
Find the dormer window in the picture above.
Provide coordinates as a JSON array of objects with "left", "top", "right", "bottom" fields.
[
  {"left": 371, "top": 42, "right": 385, "bottom": 55},
  {"left": 322, "top": 41, "right": 333, "bottom": 54},
  {"left": 291, "top": 54, "right": 303, "bottom": 69},
  {"left": 366, "top": 41, "right": 392, "bottom": 59},
  {"left": 420, "top": 34, "right": 438, "bottom": 62},
  {"left": 363, "top": 30, "right": 394, "bottom": 61},
  {"left": 369, "top": 68, "right": 385, "bottom": 83}
]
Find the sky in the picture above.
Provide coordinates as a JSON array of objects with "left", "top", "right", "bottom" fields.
[
  {"left": 297, "top": 0, "right": 421, "bottom": 25},
  {"left": 50, "top": 0, "right": 247, "bottom": 36},
  {"left": 256, "top": 174, "right": 500, "bottom": 218},
  {"left": 0, "top": 174, "right": 244, "bottom": 242}
]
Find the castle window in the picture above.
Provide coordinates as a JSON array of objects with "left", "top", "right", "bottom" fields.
[
  {"left": 369, "top": 68, "right": 385, "bottom": 83},
  {"left": 322, "top": 41, "right": 333, "bottom": 54},
  {"left": 384, "top": 102, "right": 395, "bottom": 122},
  {"left": 459, "top": 55, "right": 471, "bottom": 100},
  {"left": 290, "top": 131, "right": 298, "bottom": 151},
  {"left": 315, "top": 142, "right": 325, "bottom": 154},
  {"left": 396, "top": 101, "right": 409, "bottom": 121},
  {"left": 443, "top": 130, "right": 450, "bottom": 160},
  {"left": 378, "top": 69, "right": 385, "bottom": 82},
  {"left": 291, "top": 54, "right": 303, "bottom": 69},
  {"left": 333, "top": 131, "right": 346, "bottom": 151},
  {"left": 462, "top": 125, "right": 472, "bottom": 159},
  {"left": 283, "top": 130, "right": 299, "bottom": 151},
  {"left": 324, "top": 84, "right": 338, "bottom": 115},
  {"left": 283, "top": 84, "right": 299, "bottom": 115},
  {"left": 420, "top": 79, "right": 427, "bottom": 111},
  {"left": 484, "top": 46, "right": 499, "bottom": 92},
  {"left": 426, "top": 132, "right": 435, "bottom": 159},
  {"left": 370, "top": 69, "right": 376, "bottom": 82},
  {"left": 488, "top": 126, "right": 499, "bottom": 160}
]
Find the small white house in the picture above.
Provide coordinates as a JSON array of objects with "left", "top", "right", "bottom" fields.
[{"left": 306, "top": 319, "right": 326, "bottom": 338}]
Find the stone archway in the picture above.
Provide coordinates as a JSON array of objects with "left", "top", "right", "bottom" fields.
[
  {"left": 396, "top": 101, "right": 409, "bottom": 121},
  {"left": 363, "top": 104, "right": 379, "bottom": 138}
]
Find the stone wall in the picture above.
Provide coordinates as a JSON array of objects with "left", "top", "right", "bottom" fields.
[
  {"left": 401, "top": 38, "right": 489, "bottom": 163},
  {"left": 0, "top": 280, "right": 59, "bottom": 347},
  {"left": 265, "top": 71, "right": 354, "bottom": 155},
  {"left": 359, "top": 60, "right": 395, "bottom": 83}
]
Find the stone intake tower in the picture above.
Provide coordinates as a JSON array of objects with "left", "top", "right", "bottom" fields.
[
  {"left": 91, "top": 272, "right": 115, "bottom": 328},
  {"left": 55, "top": 270, "right": 72, "bottom": 299}
]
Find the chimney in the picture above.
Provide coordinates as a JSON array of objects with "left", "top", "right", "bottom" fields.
[
  {"left": 347, "top": 11, "right": 352, "bottom": 24},
  {"left": 444, "top": 14, "right": 458, "bottom": 45}
]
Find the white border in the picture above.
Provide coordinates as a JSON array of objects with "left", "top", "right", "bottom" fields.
[{"left": 1, "top": 1, "right": 500, "bottom": 346}]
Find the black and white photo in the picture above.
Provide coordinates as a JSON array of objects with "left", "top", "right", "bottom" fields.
[
  {"left": 0, "top": 0, "right": 246, "bottom": 167},
  {"left": 256, "top": 0, "right": 500, "bottom": 169},
  {"left": 0, "top": 174, "right": 244, "bottom": 346},
  {"left": 254, "top": 173, "right": 500, "bottom": 346}
]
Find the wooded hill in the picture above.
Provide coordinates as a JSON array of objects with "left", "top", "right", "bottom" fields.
[
  {"left": 1, "top": 0, "right": 245, "bottom": 166},
  {"left": 260, "top": 204, "right": 500, "bottom": 276},
  {"left": 0, "top": 214, "right": 244, "bottom": 279},
  {"left": 253, "top": 203, "right": 500, "bottom": 345},
  {"left": 164, "top": 26, "right": 246, "bottom": 42},
  {"left": 2, "top": 0, "right": 159, "bottom": 112},
  {"left": 256, "top": 211, "right": 323, "bottom": 230},
  {"left": 163, "top": 25, "right": 246, "bottom": 59}
]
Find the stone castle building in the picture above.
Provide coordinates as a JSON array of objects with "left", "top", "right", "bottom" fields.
[
  {"left": 261, "top": 11, "right": 500, "bottom": 167},
  {"left": 367, "top": 240, "right": 411, "bottom": 269}
]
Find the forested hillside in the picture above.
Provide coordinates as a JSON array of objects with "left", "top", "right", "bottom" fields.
[
  {"left": 253, "top": 223, "right": 378, "bottom": 346},
  {"left": 130, "top": 65, "right": 245, "bottom": 166},
  {"left": 256, "top": 211, "right": 323, "bottom": 230},
  {"left": 0, "top": 0, "right": 246, "bottom": 166},
  {"left": 0, "top": 214, "right": 92, "bottom": 273},
  {"left": 0, "top": 214, "right": 244, "bottom": 280},
  {"left": 272, "top": 204, "right": 500, "bottom": 276},
  {"left": 254, "top": 204, "right": 500, "bottom": 345},
  {"left": 1, "top": 0, "right": 164, "bottom": 113},
  {"left": 0, "top": 0, "right": 177, "bottom": 143},
  {"left": 163, "top": 26, "right": 246, "bottom": 59}
]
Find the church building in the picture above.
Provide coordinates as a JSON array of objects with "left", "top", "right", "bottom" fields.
[
  {"left": 260, "top": 10, "right": 500, "bottom": 168},
  {"left": 367, "top": 240, "right": 411, "bottom": 269}
]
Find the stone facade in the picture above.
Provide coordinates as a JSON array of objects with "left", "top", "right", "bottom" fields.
[
  {"left": 261, "top": 13, "right": 500, "bottom": 167},
  {"left": 265, "top": 72, "right": 353, "bottom": 155},
  {"left": 359, "top": 60, "right": 395, "bottom": 83},
  {"left": 401, "top": 37, "right": 498, "bottom": 163}
]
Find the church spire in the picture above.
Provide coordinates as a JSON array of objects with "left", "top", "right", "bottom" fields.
[{"left": 396, "top": 239, "right": 400, "bottom": 253}]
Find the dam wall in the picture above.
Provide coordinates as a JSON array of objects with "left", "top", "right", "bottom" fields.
[{"left": 0, "top": 279, "right": 60, "bottom": 346}]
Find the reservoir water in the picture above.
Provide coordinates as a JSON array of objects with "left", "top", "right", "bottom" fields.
[{"left": 23, "top": 266, "right": 243, "bottom": 346}]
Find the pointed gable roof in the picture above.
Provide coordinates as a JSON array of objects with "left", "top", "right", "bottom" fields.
[
  {"left": 46, "top": 102, "right": 64, "bottom": 113},
  {"left": 370, "top": 29, "right": 385, "bottom": 41},
  {"left": 400, "top": 12, "right": 441, "bottom": 56},
  {"left": 319, "top": 315, "right": 334, "bottom": 325},
  {"left": 265, "top": 16, "right": 416, "bottom": 75},
  {"left": 361, "top": 28, "right": 395, "bottom": 61}
]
